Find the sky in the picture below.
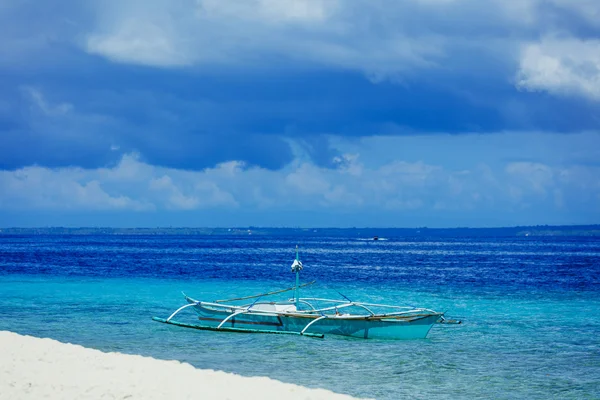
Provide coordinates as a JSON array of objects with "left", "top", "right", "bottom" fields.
[{"left": 1, "top": 0, "right": 599, "bottom": 228}]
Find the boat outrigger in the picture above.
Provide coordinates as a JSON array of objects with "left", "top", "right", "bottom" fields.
[{"left": 153, "top": 247, "right": 459, "bottom": 339}]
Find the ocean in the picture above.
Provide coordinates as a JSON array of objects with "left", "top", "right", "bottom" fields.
[{"left": 1, "top": 234, "right": 599, "bottom": 399}]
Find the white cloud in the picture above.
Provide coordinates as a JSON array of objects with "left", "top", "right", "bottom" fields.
[
  {"left": 0, "top": 154, "right": 239, "bottom": 211},
  {"left": 83, "top": 0, "right": 594, "bottom": 75},
  {"left": 0, "top": 153, "right": 435, "bottom": 211},
  {"left": 285, "top": 163, "right": 331, "bottom": 196},
  {"left": 87, "top": 20, "right": 192, "bottom": 67},
  {"left": 1, "top": 138, "right": 599, "bottom": 214},
  {"left": 82, "top": 0, "right": 449, "bottom": 77},
  {"left": 332, "top": 154, "right": 362, "bottom": 176},
  {"left": 85, "top": 0, "right": 341, "bottom": 67},
  {"left": 504, "top": 161, "right": 600, "bottom": 210},
  {"left": 0, "top": 165, "right": 152, "bottom": 211},
  {"left": 505, "top": 161, "right": 554, "bottom": 197},
  {"left": 81, "top": 0, "right": 600, "bottom": 103},
  {"left": 4, "top": 0, "right": 600, "bottom": 103},
  {"left": 149, "top": 174, "right": 237, "bottom": 210},
  {"left": 22, "top": 87, "right": 73, "bottom": 116},
  {"left": 516, "top": 38, "right": 600, "bottom": 100}
]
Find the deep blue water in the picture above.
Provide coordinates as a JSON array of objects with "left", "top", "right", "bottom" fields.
[{"left": 1, "top": 235, "right": 599, "bottom": 399}]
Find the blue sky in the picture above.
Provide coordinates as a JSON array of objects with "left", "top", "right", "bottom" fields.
[{"left": 1, "top": 0, "right": 599, "bottom": 227}]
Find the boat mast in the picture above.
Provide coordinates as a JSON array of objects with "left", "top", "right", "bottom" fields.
[
  {"left": 295, "top": 246, "right": 300, "bottom": 306},
  {"left": 291, "top": 245, "right": 303, "bottom": 307}
]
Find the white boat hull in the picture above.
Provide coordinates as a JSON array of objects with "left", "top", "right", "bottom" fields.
[{"left": 191, "top": 303, "right": 441, "bottom": 340}]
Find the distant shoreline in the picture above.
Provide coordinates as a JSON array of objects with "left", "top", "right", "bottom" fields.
[{"left": 1, "top": 225, "right": 599, "bottom": 237}]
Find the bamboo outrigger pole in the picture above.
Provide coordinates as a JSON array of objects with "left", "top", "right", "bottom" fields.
[{"left": 214, "top": 280, "right": 315, "bottom": 303}]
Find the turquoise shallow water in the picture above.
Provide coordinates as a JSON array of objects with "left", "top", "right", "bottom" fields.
[{"left": 1, "top": 235, "right": 599, "bottom": 399}]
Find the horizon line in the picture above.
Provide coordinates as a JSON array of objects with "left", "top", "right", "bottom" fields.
[{"left": 2, "top": 224, "right": 599, "bottom": 230}]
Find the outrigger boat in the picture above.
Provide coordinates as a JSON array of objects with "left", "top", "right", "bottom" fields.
[{"left": 153, "top": 247, "right": 458, "bottom": 339}]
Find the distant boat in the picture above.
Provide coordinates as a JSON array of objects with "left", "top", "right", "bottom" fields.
[{"left": 153, "top": 247, "right": 458, "bottom": 339}]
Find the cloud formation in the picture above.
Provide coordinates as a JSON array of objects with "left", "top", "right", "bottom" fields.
[
  {"left": 84, "top": 0, "right": 443, "bottom": 76},
  {"left": 1, "top": 144, "right": 598, "bottom": 225},
  {"left": 80, "top": 0, "right": 600, "bottom": 97},
  {"left": 517, "top": 37, "right": 600, "bottom": 100},
  {"left": 1, "top": 0, "right": 599, "bottom": 226}
]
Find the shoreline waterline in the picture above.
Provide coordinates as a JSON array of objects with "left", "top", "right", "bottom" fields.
[{"left": 0, "top": 330, "right": 364, "bottom": 400}]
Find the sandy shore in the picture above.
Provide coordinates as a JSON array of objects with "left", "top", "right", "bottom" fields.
[{"left": 0, "top": 331, "right": 363, "bottom": 400}]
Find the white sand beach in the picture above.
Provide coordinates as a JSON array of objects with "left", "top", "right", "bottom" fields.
[{"left": 0, "top": 331, "right": 363, "bottom": 400}]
